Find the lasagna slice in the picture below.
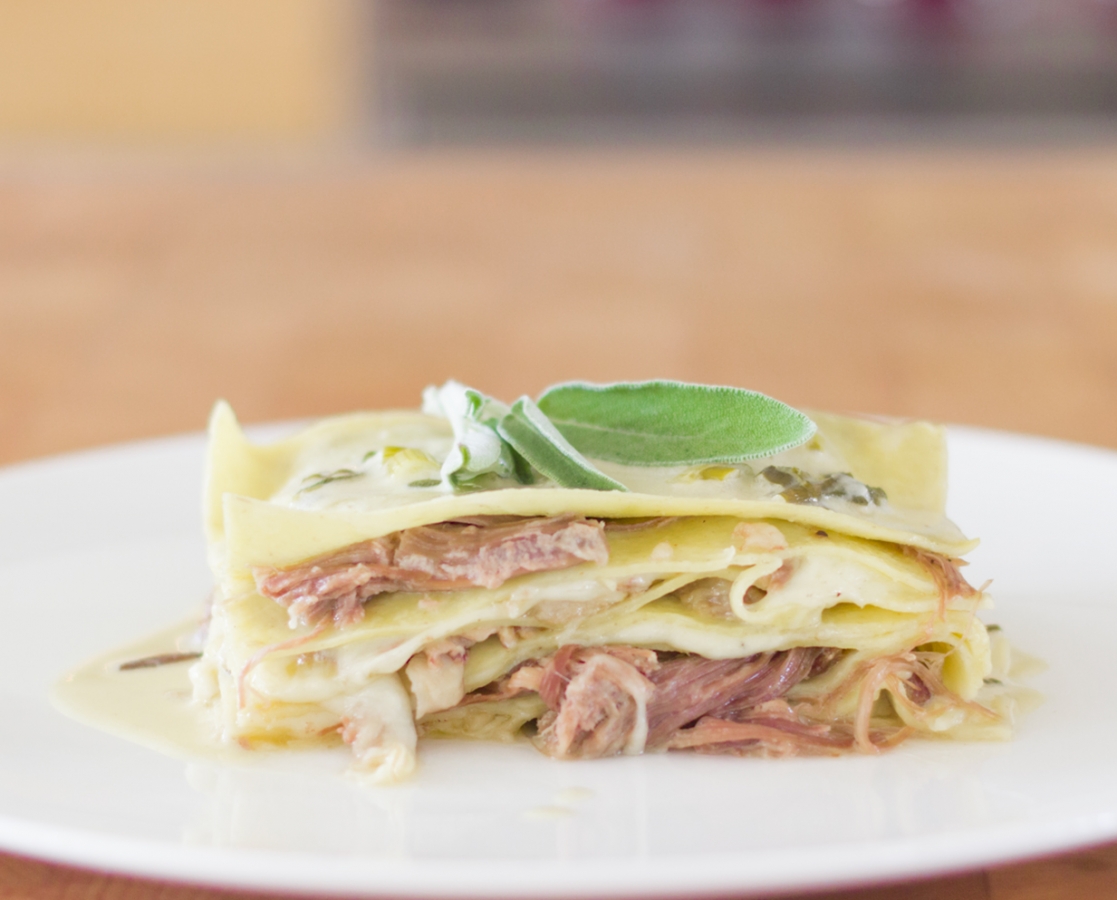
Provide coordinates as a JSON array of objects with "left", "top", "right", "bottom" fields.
[{"left": 192, "top": 400, "right": 1011, "bottom": 783}]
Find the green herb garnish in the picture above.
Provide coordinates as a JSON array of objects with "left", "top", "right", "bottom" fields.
[
  {"left": 422, "top": 381, "right": 527, "bottom": 489},
  {"left": 538, "top": 380, "right": 816, "bottom": 466},
  {"left": 760, "top": 466, "right": 886, "bottom": 507},
  {"left": 421, "top": 379, "right": 817, "bottom": 493},
  {"left": 497, "top": 397, "right": 627, "bottom": 492},
  {"left": 297, "top": 468, "right": 362, "bottom": 494}
]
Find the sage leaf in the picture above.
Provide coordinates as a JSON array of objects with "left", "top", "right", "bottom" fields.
[
  {"left": 537, "top": 380, "right": 816, "bottom": 466},
  {"left": 422, "top": 380, "right": 520, "bottom": 488},
  {"left": 497, "top": 397, "right": 628, "bottom": 492}
]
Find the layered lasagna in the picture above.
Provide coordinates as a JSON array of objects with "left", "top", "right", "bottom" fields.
[{"left": 191, "top": 395, "right": 1011, "bottom": 783}]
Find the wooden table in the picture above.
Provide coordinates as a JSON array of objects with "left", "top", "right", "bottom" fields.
[{"left": 2, "top": 147, "right": 1116, "bottom": 900}]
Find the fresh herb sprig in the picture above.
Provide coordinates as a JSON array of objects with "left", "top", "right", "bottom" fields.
[
  {"left": 497, "top": 396, "right": 627, "bottom": 492},
  {"left": 423, "top": 379, "right": 816, "bottom": 492},
  {"left": 539, "top": 381, "right": 816, "bottom": 465},
  {"left": 421, "top": 381, "right": 532, "bottom": 489}
]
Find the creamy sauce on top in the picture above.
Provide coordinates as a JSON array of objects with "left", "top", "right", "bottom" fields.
[
  {"left": 51, "top": 621, "right": 249, "bottom": 764},
  {"left": 265, "top": 415, "right": 862, "bottom": 515}
]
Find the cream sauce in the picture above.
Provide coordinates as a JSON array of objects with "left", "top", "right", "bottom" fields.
[
  {"left": 263, "top": 410, "right": 878, "bottom": 520},
  {"left": 52, "top": 618, "right": 1021, "bottom": 773},
  {"left": 51, "top": 621, "right": 248, "bottom": 764}
]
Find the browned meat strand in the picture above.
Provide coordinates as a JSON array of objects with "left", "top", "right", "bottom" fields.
[
  {"left": 902, "top": 547, "right": 978, "bottom": 615},
  {"left": 645, "top": 655, "right": 770, "bottom": 745},
  {"left": 537, "top": 644, "right": 659, "bottom": 709},
  {"left": 254, "top": 514, "right": 609, "bottom": 628},
  {"left": 465, "top": 644, "right": 847, "bottom": 760},
  {"left": 533, "top": 646, "right": 658, "bottom": 759},
  {"left": 395, "top": 515, "right": 608, "bottom": 589},
  {"left": 666, "top": 701, "right": 857, "bottom": 755},
  {"left": 644, "top": 648, "right": 826, "bottom": 748}
]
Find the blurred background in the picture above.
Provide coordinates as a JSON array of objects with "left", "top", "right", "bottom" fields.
[
  {"left": 378, "top": 0, "right": 1117, "bottom": 143},
  {"left": 3, "top": 5, "right": 1117, "bottom": 898},
  {"left": 2, "top": 0, "right": 1117, "bottom": 468},
  {"left": 7, "top": 0, "right": 1117, "bottom": 145}
]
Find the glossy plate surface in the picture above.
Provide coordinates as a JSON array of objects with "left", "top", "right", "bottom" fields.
[{"left": 0, "top": 426, "right": 1115, "bottom": 898}]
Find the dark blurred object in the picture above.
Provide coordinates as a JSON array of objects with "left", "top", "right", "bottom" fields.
[{"left": 372, "top": 0, "right": 1117, "bottom": 143}]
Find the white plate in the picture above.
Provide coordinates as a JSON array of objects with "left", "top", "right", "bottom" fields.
[{"left": 1, "top": 426, "right": 1116, "bottom": 898}]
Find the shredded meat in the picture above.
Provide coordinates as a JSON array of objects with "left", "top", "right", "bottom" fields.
[
  {"left": 536, "top": 645, "right": 658, "bottom": 709},
  {"left": 446, "top": 643, "right": 898, "bottom": 759},
  {"left": 670, "top": 703, "right": 908, "bottom": 757},
  {"left": 645, "top": 648, "right": 825, "bottom": 748},
  {"left": 472, "top": 644, "right": 838, "bottom": 760},
  {"left": 395, "top": 515, "right": 608, "bottom": 589},
  {"left": 667, "top": 700, "right": 856, "bottom": 756},
  {"left": 448, "top": 641, "right": 992, "bottom": 761},
  {"left": 447, "top": 641, "right": 981, "bottom": 761},
  {"left": 850, "top": 650, "right": 991, "bottom": 752},
  {"left": 255, "top": 514, "right": 609, "bottom": 629},
  {"left": 808, "top": 646, "right": 847, "bottom": 678},
  {"left": 902, "top": 547, "right": 979, "bottom": 616},
  {"left": 645, "top": 654, "right": 772, "bottom": 744},
  {"left": 533, "top": 647, "right": 657, "bottom": 759}
]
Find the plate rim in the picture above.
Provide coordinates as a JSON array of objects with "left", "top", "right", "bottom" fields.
[{"left": 3, "top": 422, "right": 1116, "bottom": 898}]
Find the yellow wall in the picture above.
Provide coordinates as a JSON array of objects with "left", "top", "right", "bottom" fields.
[{"left": 0, "top": 0, "right": 358, "bottom": 142}]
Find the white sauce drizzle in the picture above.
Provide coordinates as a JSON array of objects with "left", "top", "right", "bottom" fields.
[{"left": 51, "top": 621, "right": 246, "bottom": 764}]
